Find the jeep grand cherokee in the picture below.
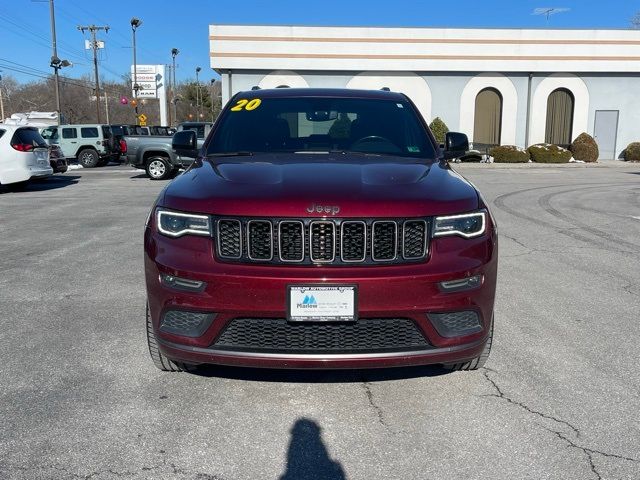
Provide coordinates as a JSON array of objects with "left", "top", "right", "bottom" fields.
[{"left": 144, "top": 88, "right": 498, "bottom": 371}]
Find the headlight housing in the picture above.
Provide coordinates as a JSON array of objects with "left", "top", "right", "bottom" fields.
[
  {"left": 433, "top": 210, "right": 487, "bottom": 239},
  {"left": 156, "top": 208, "right": 211, "bottom": 238}
]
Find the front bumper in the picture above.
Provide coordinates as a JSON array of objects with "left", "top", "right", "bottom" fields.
[{"left": 145, "top": 228, "right": 497, "bottom": 369}]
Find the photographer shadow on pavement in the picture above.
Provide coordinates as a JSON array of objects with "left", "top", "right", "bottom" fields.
[
  {"left": 1, "top": 175, "right": 81, "bottom": 193},
  {"left": 279, "top": 418, "right": 346, "bottom": 480}
]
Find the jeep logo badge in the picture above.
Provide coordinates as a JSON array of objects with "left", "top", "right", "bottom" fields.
[{"left": 306, "top": 203, "right": 340, "bottom": 216}]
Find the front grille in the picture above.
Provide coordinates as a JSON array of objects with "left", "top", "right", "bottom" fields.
[
  {"left": 214, "top": 217, "right": 430, "bottom": 265},
  {"left": 213, "top": 318, "right": 431, "bottom": 353}
]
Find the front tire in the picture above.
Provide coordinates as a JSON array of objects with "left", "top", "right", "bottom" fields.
[
  {"left": 146, "top": 304, "right": 189, "bottom": 372},
  {"left": 145, "top": 156, "right": 172, "bottom": 180},
  {"left": 443, "top": 319, "right": 493, "bottom": 371},
  {"left": 78, "top": 149, "right": 100, "bottom": 168}
]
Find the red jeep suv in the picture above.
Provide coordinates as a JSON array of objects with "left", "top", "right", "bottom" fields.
[{"left": 144, "top": 88, "right": 497, "bottom": 372}]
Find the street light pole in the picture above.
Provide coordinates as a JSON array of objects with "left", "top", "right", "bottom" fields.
[
  {"left": 195, "top": 66, "right": 201, "bottom": 120},
  {"left": 130, "top": 18, "right": 142, "bottom": 125},
  {"left": 48, "top": 0, "right": 61, "bottom": 125},
  {"left": 171, "top": 48, "right": 179, "bottom": 125}
]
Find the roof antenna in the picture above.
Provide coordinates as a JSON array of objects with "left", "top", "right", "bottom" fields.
[
  {"left": 533, "top": 7, "right": 570, "bottom": 25},
  {"left": 380, "top": 87, "right": 391, "bottom": 91},
  {"left": 251, "top": 86, "right": 261, "bottom": 91}
]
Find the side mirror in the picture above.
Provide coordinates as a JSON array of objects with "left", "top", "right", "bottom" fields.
[
  {"left": 172, "top": 130, "right": 198, "bottom": 158},
  {"left": 443, "top": 132, "right": 469, "bottom": 160}
]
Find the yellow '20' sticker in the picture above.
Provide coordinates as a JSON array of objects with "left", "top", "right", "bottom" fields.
[{"left": 231, "top": 98, "right": 262, "bottom": 112}]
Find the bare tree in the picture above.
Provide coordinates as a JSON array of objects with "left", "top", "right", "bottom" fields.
[{"left": 2, "top": 74, "right": 221, "bottom": 125}]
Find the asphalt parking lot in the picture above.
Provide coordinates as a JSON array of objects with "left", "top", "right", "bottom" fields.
[{"left": 1, "top": 163, "right": 639, "bottom": 480}]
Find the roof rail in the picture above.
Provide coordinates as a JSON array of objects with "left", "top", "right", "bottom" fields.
[{"left": 275, "top": 85, "right": 290, "bottom": 88}]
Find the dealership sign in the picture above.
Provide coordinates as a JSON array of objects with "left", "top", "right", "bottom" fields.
[
  {"left": 130, "top": 64, "right": 168, "bottom": 125},
  {"left": 130, "top": 65, "right": 165, "bottom": 99}
]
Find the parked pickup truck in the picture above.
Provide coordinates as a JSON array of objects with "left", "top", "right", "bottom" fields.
[{"left": 124, "top": 122, "right": 213, "bottom": 179}]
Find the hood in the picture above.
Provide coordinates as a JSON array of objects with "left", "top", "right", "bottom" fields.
[{"left": 161, "top": 153, "right": 478, "bottom": 217}]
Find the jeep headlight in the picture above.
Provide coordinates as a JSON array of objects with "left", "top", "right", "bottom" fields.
[
  {"left": 433, "top": 210, "right": 486, "bottom": 239},
  {"left": 156, "top": 208, "right": 211, "bottom": 238}
]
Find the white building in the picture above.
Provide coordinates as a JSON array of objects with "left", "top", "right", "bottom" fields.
[{"left": 209, "top": 24, "right": 640, "bottom": 159}]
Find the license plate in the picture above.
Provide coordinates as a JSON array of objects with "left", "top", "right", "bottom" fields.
[
  {"left": 287, "top": 285, "right": 357, "bottom": 322},
  {"left": 34, "top": 150, "right": 48, "bottom": 165}
]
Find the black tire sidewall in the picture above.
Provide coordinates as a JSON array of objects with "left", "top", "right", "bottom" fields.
[
  {"left": 78, "top": 149, "right": 99, "bottom": 168},
  {"left": 146, "top": 157, "right": 171, "bottom": 180}
]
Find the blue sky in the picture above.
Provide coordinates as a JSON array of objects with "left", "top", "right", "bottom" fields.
[{"left": 0, "top": 0, "right": 638, "bottom": 85}]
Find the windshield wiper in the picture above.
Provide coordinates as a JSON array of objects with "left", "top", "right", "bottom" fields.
[
  {"left": 206, "top": 151, "right": 253, "bottom": 158},
  {"left": 328, "top": 150, "right": 382, "bottom": 156}
]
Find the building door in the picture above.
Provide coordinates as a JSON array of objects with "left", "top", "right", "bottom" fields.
[
  {"left": 545, "top": 88, "right": 574, "bottom": 147},
  {"left": 593, "top": 110, "right": 619, "bottom": 160},
  {"left": 473, "top": 88, "right": 502, "bottom": 147}
]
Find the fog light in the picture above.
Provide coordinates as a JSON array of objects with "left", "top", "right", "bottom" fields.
[
  {"left": 428, "top": 311, "right": 482, "bottom": 337},
  {"left": 438, "top": 275, "right": 482, "bottom": 293},
  {"left": 160, "top": 274, "right": 206, "bottom": 293},
  {"left": 160, "top": 310, "right": 216, "bottom": 337}
]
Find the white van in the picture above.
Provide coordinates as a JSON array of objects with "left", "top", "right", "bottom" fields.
[{"left": 0, "top": 125, "right": 53, "bottom": 187}]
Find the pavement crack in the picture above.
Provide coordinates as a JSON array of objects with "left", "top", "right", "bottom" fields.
[
  {"left": 481, "top": 369, "right": 580, "bottom": 438},
  {"left": 622, "top": 283, "right": 640, "bottom": 298},
  {"left": 501, "top": 232, "right": 532, "bottom": 251},
  {"left": 548, "top": 429, "right": 640, "bottom": 480},
  {"left": 361, "top": 381, "right": 392, "bottom": 432},
  {"left": 481, "top": 369, "right": 640, "bottom": 478}
]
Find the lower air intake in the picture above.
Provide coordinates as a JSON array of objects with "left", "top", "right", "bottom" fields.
[{"left": 213, "top": 318, "right": 431, "bottom": 353}]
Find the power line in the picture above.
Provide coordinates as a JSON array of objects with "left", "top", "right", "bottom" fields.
[
  {"left": 0, "top": 62, "right": 128, "bottom": 96},
  {"left": 0, "top": 13, "right": 86, "bottom": 64}
]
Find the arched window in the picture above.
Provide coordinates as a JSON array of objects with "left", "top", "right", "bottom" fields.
[
  {"left": 473, "top": 88, "right": 503, "bottom": 147},
  {"left": 545, "top": 88, "right": 574, "bottom": 146}
]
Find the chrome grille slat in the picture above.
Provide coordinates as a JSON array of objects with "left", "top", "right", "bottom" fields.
[
  {"left": 278, "top": 221, "right": 305, "bottom": 262},
  {"left": 309, "top": 221, "right": 335, "bottom": 263},
  {"left": 402, "top": 220, "right": 428, "bottom": 259},
  {"left": 215, "top": 218, "right": 428, "bottom": 265},
  {"left": 247, "top": 220, "right": 273, "bottom": 261},
  {"left": 340, "top": 221, "right": 367, "bottom": 262},
  {"left": 372, "top": 221, "right": 398, "bottom": 261},
  {"left": 217, "top": 219, "right": 242, "bottom": 259}
]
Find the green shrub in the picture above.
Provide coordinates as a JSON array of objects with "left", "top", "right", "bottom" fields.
[
  {"left": 623, "top": 142, "right": 640, "bottom": 161},
  {"left": 570, "top": 133, "right": 599, "bottom": 162},
  {"left": 429, "top": 117, "right": 449, "bottom": 144},
  {"left": 488, "top": 145, "right": 530, "bottom": 163},
  {"left": 528, "top": 144, "right": 572, "bottom": 163}
]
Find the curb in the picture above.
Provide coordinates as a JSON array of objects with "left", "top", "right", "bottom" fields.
[{"left": 452, "top": 161, "right": 640, "bottom": 169}]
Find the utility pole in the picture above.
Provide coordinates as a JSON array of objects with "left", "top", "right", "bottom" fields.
[
  {"left": 49, "top": 0, "right": 60, "bottom": 124},
  {"left": 78, "top": 24, "right": 109, "bottom": 123},
  {"left": 0, "top": 73, "right": 5, "bottom": 121},
  {"left": 166, "top": 64, "right": 172, "bottom": 127}
]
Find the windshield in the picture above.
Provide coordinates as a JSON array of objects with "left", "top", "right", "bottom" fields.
[
  {"left": 41, "top": 127, "right": 58, "bottom": 140},
  {"left": 110, "top": 126, "right": 124, "bottom": 136},
  {"left": 207, "top": 97, "right": 435, "bottom": 159}
]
